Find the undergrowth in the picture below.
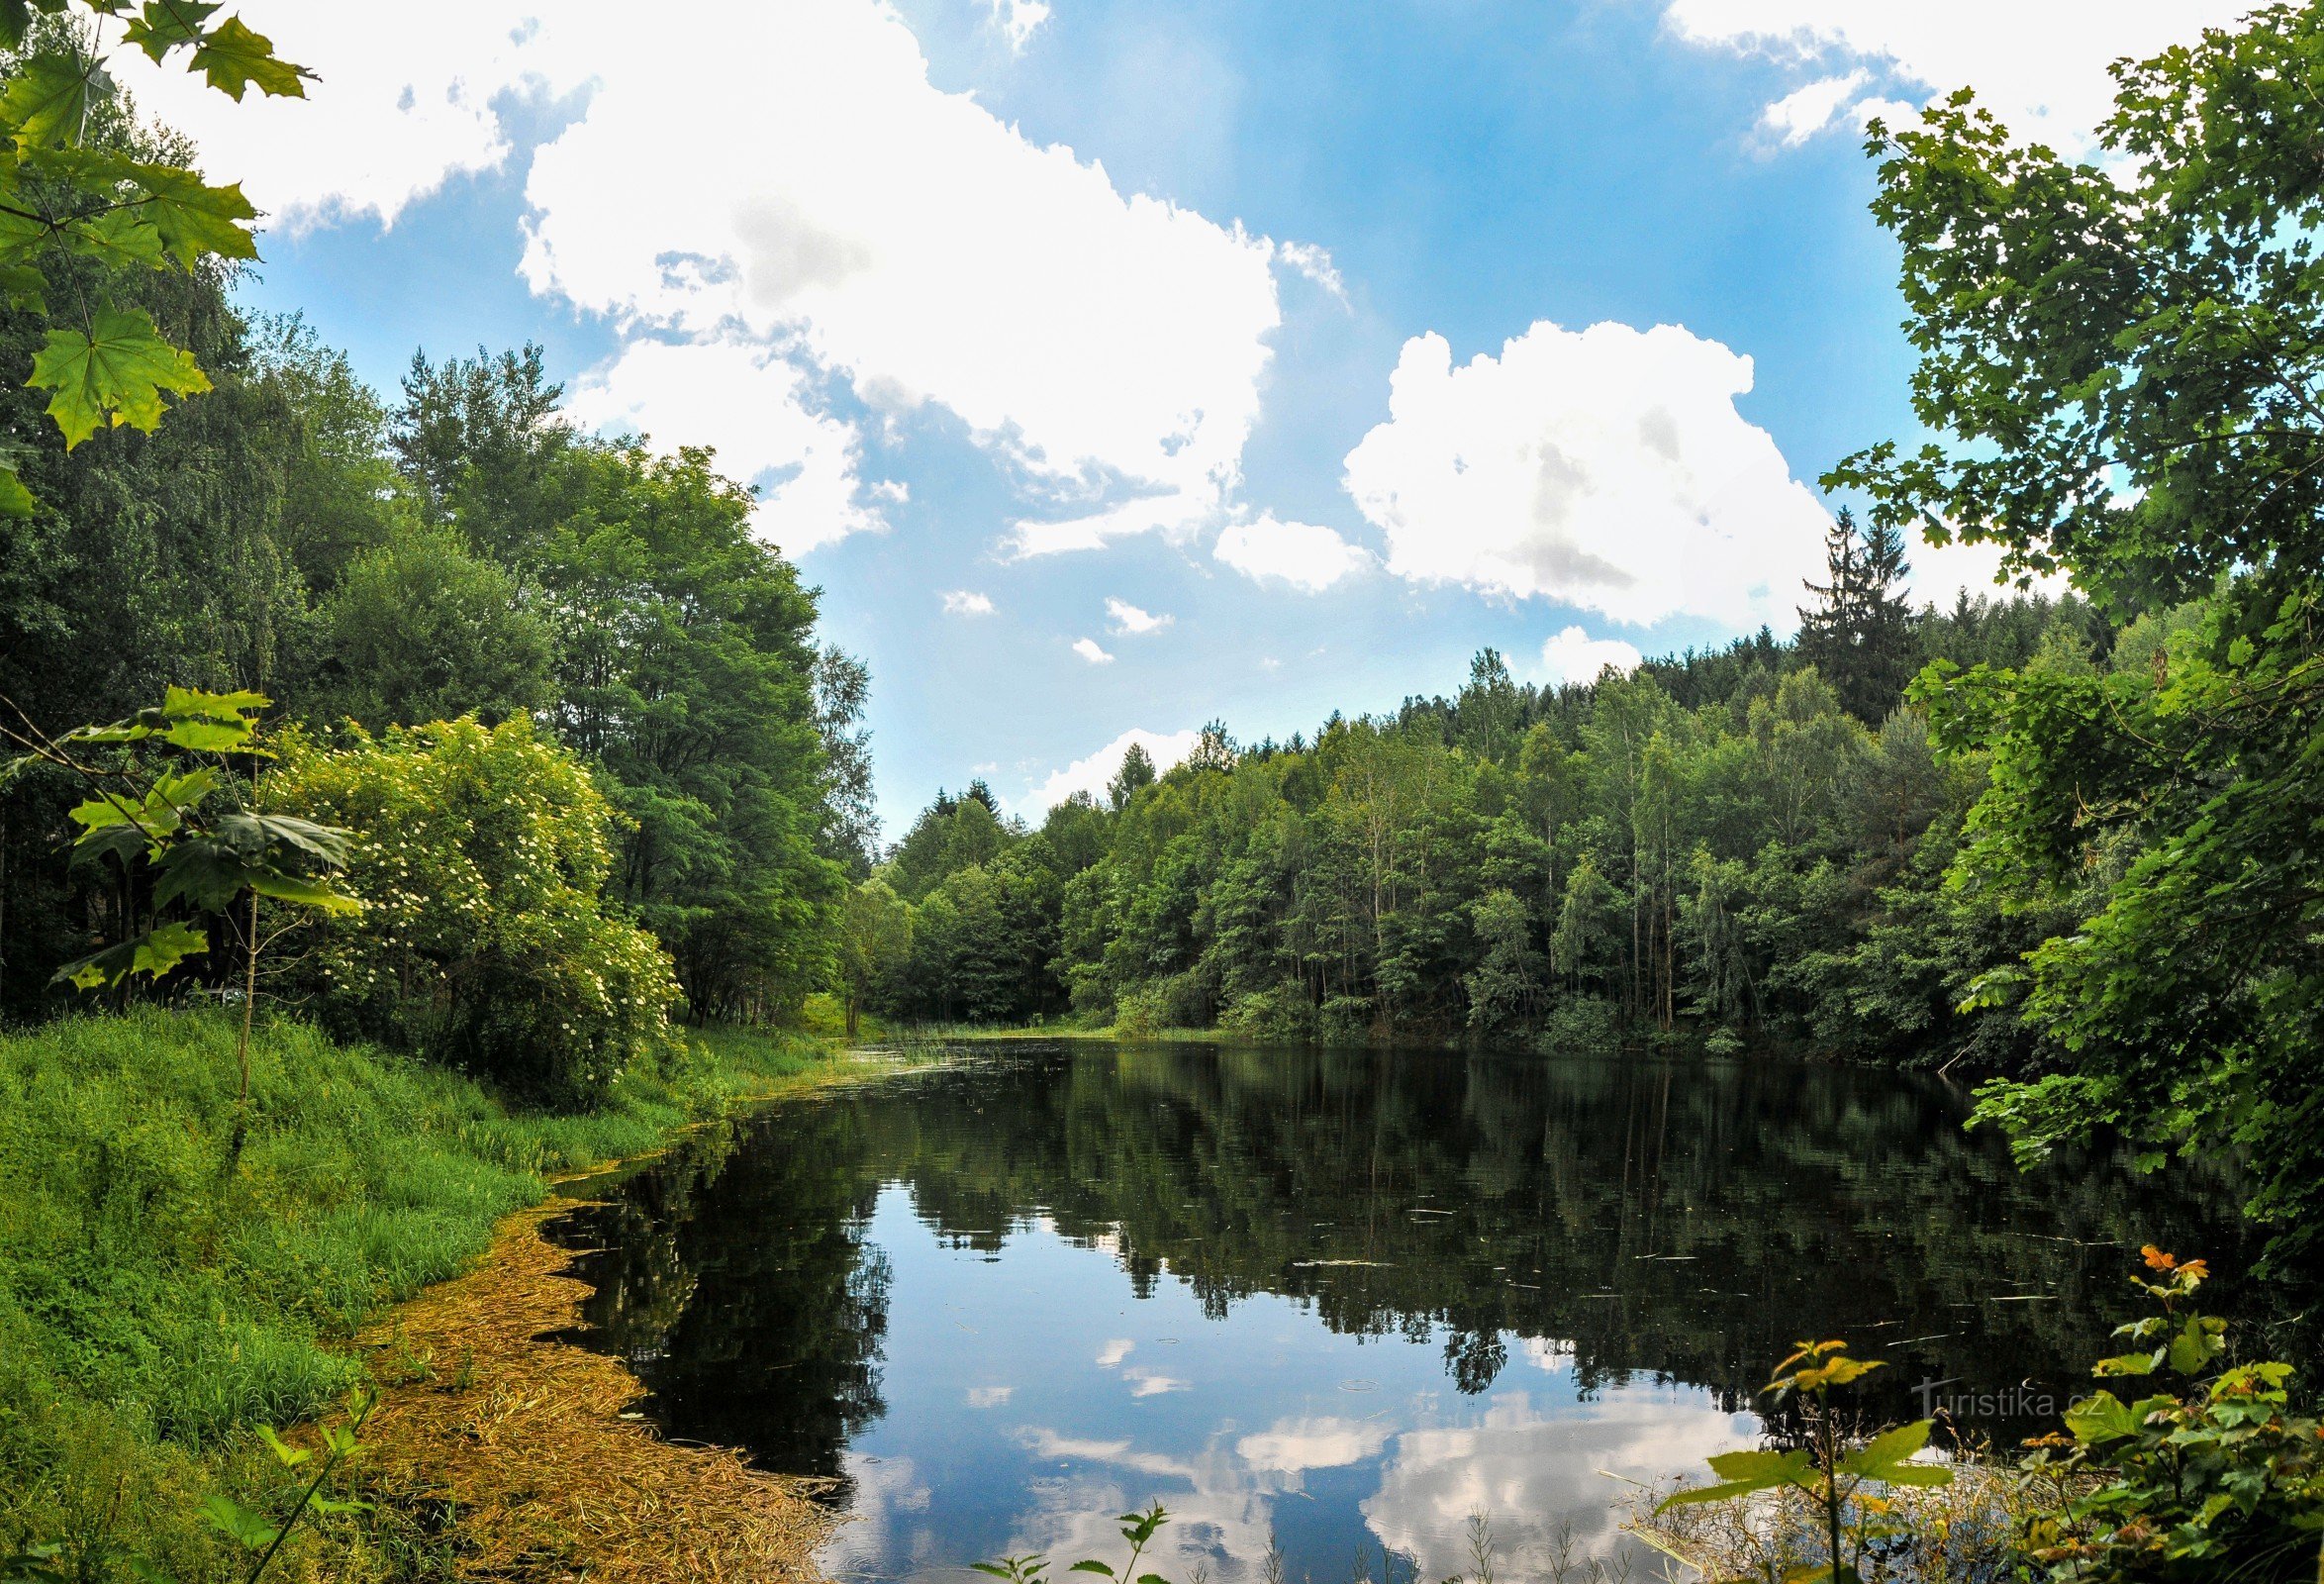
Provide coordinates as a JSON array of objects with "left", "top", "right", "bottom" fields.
[{"left": 0, "top": 1007, "right": 833, "bottom": 1580}]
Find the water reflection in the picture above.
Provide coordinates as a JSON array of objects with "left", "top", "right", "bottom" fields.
[{"left": 552, "top": 1042, "right": 2284, "bottom": 1583}]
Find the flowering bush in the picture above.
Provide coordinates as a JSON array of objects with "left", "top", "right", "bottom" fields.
[{"left": 269, "top": 716, "right": 680, "bottom": 1102}]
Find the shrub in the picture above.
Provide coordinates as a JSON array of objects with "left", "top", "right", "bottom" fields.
[
  {"left": 271, "top": 717, "right": 680, "bottom": 1103},
  {"left": 1317, "top": 995, "right": 1373, "bottom": 1046},
  {"left": 1536, "top": 995, "right": 1620, "bottom": 1054},
  {"left": 1217, "top": 982, "right": 1317, "bottom": 1043}
]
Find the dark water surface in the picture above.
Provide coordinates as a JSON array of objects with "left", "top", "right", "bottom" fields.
[{"left": 550, "top": 1041, "right": 2281, "bottom": 1584}]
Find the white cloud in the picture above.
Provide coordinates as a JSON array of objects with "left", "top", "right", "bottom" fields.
[
  {"left": 1072, "top": 638, "right": 1116, "bottom": 664},
  {"left": 1105, "top": 597, "right": 1173, "bottom": 635},
  {"left": 1902, "top": 529, "right": 2071, "bottom": 608},
  {"left": 1095, "top": 1338, "right": 1135, "bottom": 1368},
  {"left": 1541, "top": 626, "right": 1645, "bottom": 685},
  {"left": 1274, "top": 240, "right": 1349, "bottom": 305},
  {"left": 1364, "top": 1390, "right": 1756, "bottom": 1582},
  {"left": 1342, "top": 322, "right": 1830, "bottom": 628},
  {"left": 1660, "top": 2, "right": 2253, "bottom": 153},
  {"left": 1123, "top": 1368, "right": 1189, "bottom": 1397},
  {"left": 111, "top": 3, "right": 558, "bottom": 230},
  {"left": 1758, "top": 69, "right": 1867, "bottom": 147},
  {"left": 1019, "top": 728, "right": 1199, "bottom": 813},
  {"left": 144, "top": 2, "right": 1287, "bottom": 559},
  {"left": 1236, "top": 1417, "right": 1392, "bottom": 1475},
  {"left": 565, "top": 338, "right": 887, "bottom": 552},
  {"left": 943, "top": 589, "right": 998, "bottom": 616},
  {"left": 965, "top": 1385, "right": 1016, "bottom": 1407},
  {"left": 1213, "top": 513, "right": 1373, "bottom": 592},
  {"left": 982, "top": 0, "right": 1053, "bottom": 51}
]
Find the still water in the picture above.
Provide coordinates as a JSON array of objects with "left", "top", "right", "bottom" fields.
[{"left": 551, "top": 1042, "right": 2277, "bottom": 1584}]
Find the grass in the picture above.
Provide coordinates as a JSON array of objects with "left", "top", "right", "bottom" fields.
[{"left": 0, "top": 1007, "right": 839, "bottom": 1581}]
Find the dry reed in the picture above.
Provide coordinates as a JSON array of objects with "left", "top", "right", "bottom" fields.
[{"left": 356, "top": 1199, "right": 836, "bottom": 1583}]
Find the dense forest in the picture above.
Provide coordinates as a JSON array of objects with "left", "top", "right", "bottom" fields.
[
  {"left": 0, "top": 261, "right": 873, "bottom": 1082},
  {"left": 858, "top": 534, "right": 2127, "bottom": 1079}
]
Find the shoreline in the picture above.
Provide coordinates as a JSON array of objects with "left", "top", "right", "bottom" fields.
[{"left": 353, "top": 1049, "right": 906, "bottom": 1583}]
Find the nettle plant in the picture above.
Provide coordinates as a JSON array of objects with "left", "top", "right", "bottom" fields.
[{"left": 0, "top": 686, "right": 358, "bottom": 1103}]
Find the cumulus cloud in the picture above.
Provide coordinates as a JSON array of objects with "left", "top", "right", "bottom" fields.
[
  {"left": 132, "top": 2, "right": 1288, "bottom": 559},
  {"left": 1072, "top": 638, "right": 1116, "bottom": 664},
  {"left": 565, "top": 338, "right": 890, "bottom": 551},
  {"left": 1274, "top": 240, "right": 1349, "bottom": 305},
  {"left": 1341, "top": 322, "right": 1830, "bottom": 628},
  {"left": 1095, "top": 1338, "right": 1135, "bottom": 1368},
  {"left": 1106, "top": 597, "right": 1173, "bottom": 635},
  {"left": 1364, "top": 1390, "right": 1755, "bottom": 1581},
  {"left": 1123, "top": 1368, "right": 1189, "bottom": 1397},
  {"left": 1901, "top": 529, "right": 2071, "bottom": 608},
  {"left": 1758, "top": 69, "right": 1868, "bottom": 147},
  {"left": 943, "top": 589, "right": 998, "bottom": 616},
  {"left": 1659, "top": 2, "right": 2253, "bottom": 153},
  {"left": 983, "top": 0, "right": 1053, "bottom": 51},
  {"left": 1237, "top": 1417, "right": 1392, "bottom": 1475},
  {"left": 1020, "top": 728, "right": 1199, "bottom": 813},
  {"left": 1541, "top": 627, "right": 1645, "bottom": 686},
  {"left": 1213, "top": 513, "right": 1374, "bottom": 592}
]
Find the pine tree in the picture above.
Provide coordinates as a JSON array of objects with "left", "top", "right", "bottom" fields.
[{"left": 1796, "top": 508, "right": 1916, "bottom": 722}]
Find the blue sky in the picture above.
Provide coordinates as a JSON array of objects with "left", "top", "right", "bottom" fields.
[{"left": 130, "top": 1, "right": 2233, "bottom": 835}]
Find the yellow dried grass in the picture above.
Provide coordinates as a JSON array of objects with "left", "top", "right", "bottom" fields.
[{"left": 357, "top": 1200, "right": 835, "bottom": 1583}]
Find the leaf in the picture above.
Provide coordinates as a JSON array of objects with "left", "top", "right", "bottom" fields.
[
  {"left": 1068, "top": 1563, "right": 1114, "bottom": 1577},
  {"left": 1843, "top": 1419, "right": 1932, "bottom": 1477},
  {"left": 2094, "top": 1351, "right": 2160, "bottom": 1377},
  {"left": 152, "top": 837, "right": 264, "bottom": 912},
  {"left": 2065, "top": 1390, "right": 2138, "bottom": 1445},
  {"left": 66, "top": 821, "right": 147, "bottom": 871},
  {"left": 129, "top": 162, "right": 257, "bottom": 265},
  {"left": 161, "top": 718, "right": 250, "bottom": 752},
  {"left": 162, "top": 684, "right": 269, "bottom": 721},
  {"left": 257, "top": 1425, "right": 311, "bottom": 1467},
  {"left": 55, "top": 920, "right": 206, "bottom": 989},
  {"left": 306, "top": 1496, "right": 372, "bottom": 1516},
  {"left": 199, "top": 1494, "right": 279, "bottom": 1550},
  {"left": 0, "top": 463, "right": 30, "bottom": 519},
  {"left": 216, "top": 810, "right": 350, "bottom": 865},
  {"left": 1, "top": 50, "right": 108, "bottom": 151},
  {"left": 247, "top": 869, "right": 362, "bottom": 914},
  {"left": 123, "top": 0, "right": 221, "bottom": 60},
  {"left": 29, "top": 306, "right": 212, "bottom": 447},
  {"left": 189, "top": 17, "right": 310, "bottom": 100},
  {"left": 1658, "top": 1448, "right": 1817, "bottom": 1509}
]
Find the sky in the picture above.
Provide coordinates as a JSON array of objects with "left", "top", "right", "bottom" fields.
[{"left": 121, "top": 1, "right": 2244, "bottom": 836}]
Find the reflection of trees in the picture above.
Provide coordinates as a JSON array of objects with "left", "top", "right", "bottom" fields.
[
  {"left": 555, "top": 1042, "right": 2301, "bottom": 1485},
  {"left": 560, "top": 1100, "right": 894, "bottom": 1497}
]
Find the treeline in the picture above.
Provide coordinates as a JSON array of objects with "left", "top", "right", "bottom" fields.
[
  {"left": 0, "top": 202, "right": 869, "bottom": 1074},
  {"left": 851, "top": 527, "right": 2177, "bottom": 1068}
]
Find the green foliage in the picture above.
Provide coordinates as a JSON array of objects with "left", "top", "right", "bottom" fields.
[
  {"left": 0, "top": 0, "right": 307, "bottom": 506},
  {"left": 312, "top": 526, "right": 555, "bottom": 729},
  {"left": 0, "top": 1007, "right": 829, "bottom": 1581},
  {"left": 1660, "top": 1339, "right": 1951, "bottom": 1584},
  {"left": 977, "top": 1502, "right": 1173, "bottom": 1584},
  {"left": 2021, "top": 1249, "right": 2324, "bottom": 1582},
  {"left": 1826, "top": 3, "right": 2324, "bottom": 1265},
  {"left": 268, "top": 716, "right": 681, "bottom": 1103}
]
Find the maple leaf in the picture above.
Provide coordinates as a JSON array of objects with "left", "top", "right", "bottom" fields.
[{"left": 30, "top": 305, "right": 212, "bottom": 447}]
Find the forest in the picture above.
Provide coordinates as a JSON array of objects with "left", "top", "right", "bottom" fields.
[{"left": 859, "top": 544, "right": 2114, "bottom": 1076}]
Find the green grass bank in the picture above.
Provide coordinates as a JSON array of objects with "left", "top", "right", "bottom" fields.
[{"left": 0, "top": 1007, "right": 840, "bottom": 1580}]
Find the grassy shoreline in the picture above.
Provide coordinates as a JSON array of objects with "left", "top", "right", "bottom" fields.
[{"left": 0, "top": 1007, "right": 852, "bottom": 1581}]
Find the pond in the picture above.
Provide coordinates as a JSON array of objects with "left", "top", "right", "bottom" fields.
[{"left": 550, "top": 1041, "right": 2283, "bottom": 1584}]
